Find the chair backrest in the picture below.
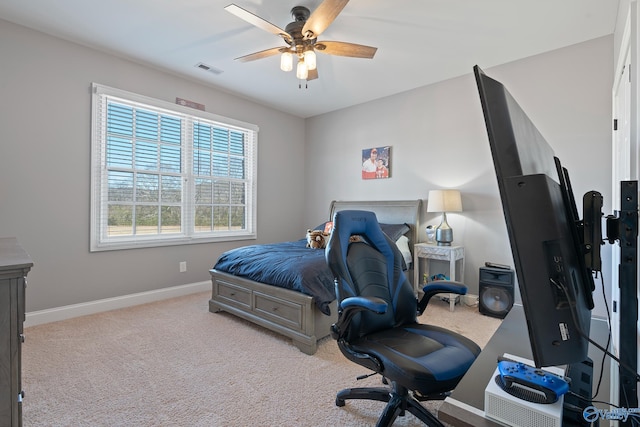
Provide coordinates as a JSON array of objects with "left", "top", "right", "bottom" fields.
[{"left": 326, "top": 210, "right": 417, "bottom": 340}]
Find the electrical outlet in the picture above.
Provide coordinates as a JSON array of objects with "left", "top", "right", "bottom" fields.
[{"left": 179, "top": 261, "right": 187, "bottom": 273}]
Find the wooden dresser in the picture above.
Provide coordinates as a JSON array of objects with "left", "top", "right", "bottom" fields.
[{"left": 0, "top": 238, "right": 32, "bottom": 427}]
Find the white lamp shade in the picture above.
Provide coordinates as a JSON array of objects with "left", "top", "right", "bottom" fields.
[
  {"left": 304, "top": 49, "right": 317, "bottom": 70},
  {"left": 427, "top": 190, "right": 462, "bottom": 213},
  {"left": 296, "top": 59, "right": 308, "bottom": 79},
  {"left": 280, "top": 52, "right": 293, "bottom": 72}
]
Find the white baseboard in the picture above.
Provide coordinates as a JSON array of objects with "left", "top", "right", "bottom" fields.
[{"left": 25, "top": 281, "right": 211, "bottom": 328}]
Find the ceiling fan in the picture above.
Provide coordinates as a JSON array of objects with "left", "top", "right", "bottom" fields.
[{"left": 225, "top": 0, "right": 377, "bottom": 83}]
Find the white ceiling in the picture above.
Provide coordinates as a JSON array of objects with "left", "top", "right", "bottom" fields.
[{"left": 0, "top": 0, "right": 619, "bottom": 118}]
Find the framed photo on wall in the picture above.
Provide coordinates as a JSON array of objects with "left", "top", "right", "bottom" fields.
[{"left": 362, "top": 146, "right": 391, "bottom": 179}]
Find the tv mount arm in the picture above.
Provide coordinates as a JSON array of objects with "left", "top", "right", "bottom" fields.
[
  {"left": 583, "top": 181, "right": 638, "bottom": 410},
  {"left": 582, "top": 191, "right": 603, "bottom": 274}
]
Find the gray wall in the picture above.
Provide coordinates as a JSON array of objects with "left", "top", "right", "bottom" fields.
[
  {"left": 0, "top": 19, "right": 307, "bottom": 311},
  {"left": 1, "top": 18, "right": 614, "bottom": 318},
  {"left": 304, "top": 36, "right": 614, "bottom": 316}
]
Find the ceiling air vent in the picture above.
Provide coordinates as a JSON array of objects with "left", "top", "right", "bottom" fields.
[{"left": 195, "top": 62, "right": 223, "bottom": 75}]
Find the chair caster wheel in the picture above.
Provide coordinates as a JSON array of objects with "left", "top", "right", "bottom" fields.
[{"left": 336, "top": 397, "right": 345, "bottom": 407}]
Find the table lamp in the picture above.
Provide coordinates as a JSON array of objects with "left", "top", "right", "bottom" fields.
[{"left": 427, "top": 189, "right": 462, "bottom": 246}]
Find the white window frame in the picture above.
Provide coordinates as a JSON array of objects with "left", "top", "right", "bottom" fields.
[{"left": 90, "top": 83, "right": 258, "bottom": 251}]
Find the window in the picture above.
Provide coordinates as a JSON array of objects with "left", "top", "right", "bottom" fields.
[{"left": 91, "top": 83, "right": 258, "bottom": 251}]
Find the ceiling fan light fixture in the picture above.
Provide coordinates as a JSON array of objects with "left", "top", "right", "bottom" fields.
[
  {"left": 296, "top": 59, "right": 309, "bottom": 80},
  {"left": 280, "top": 51, "right": 293, "bottom": 72},
  {"left": 303, "top": 48, "right": 316, "bottom": 70},
  {"left": 226, "top": 1, "right": 378, "bottom": 84}
]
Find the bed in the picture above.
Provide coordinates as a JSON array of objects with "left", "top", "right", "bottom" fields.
[{"left": 208, "top": 199, "right": 422, "bottom": 354}]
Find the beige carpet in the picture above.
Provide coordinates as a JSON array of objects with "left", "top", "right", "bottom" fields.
[{"left": 22, "top": 292, "right": 501, "bottom": 426}]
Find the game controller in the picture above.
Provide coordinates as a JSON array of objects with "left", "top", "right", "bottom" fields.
[{"left": 497, "top": 357, "right": 569, "bottom": 404}]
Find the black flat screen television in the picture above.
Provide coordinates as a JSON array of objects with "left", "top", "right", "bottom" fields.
[{"left": 474, "top": 65, "right": 595, "bottom": 368}]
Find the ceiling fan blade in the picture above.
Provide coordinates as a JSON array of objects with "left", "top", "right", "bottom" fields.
[
  {"left": 235, "top": 47, "right": 286, "bottom": 62},
  {"left": 315, "top": 41, "right": 377, "bottom": 59},
  {"left": 225, "top": 4, "right": 293, "bottom": 44},
  {"left": 302, "top": 0, "right": 349, "bottom": 39},
  {"left": 307, "top": 68, "right": 319, "bottom": 81}
]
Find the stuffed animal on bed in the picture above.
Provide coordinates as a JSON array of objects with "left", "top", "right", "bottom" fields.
[{"left": 306, "top": 229, "right": 328, "bottom": 249}]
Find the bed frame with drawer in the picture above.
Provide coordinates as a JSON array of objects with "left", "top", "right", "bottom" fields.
[{"left": 209, "top": 199, "right": 422, "bottom": 354}]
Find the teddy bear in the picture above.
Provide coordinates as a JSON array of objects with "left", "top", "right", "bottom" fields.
[{"left": 306, "top": 229, "right": 328, "bottom": 249}]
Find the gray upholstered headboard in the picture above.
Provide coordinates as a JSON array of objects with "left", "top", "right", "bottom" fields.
[{"left": 328, "top": 199, "right": 422, "bottom": 252}]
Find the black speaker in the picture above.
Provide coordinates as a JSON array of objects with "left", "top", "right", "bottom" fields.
[{"left": 479, "top": 266, "right": 514, "bottom": 319}]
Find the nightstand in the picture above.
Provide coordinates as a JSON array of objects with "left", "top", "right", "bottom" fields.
[{"left": 413, "top": 243, "right": 465, "bottom": 311}]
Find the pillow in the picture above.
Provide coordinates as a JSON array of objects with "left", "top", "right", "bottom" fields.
[
  {"left": 313, "top": 221, "right": 335, "bottom": 233},
  {"left": 380, "top": 223, "right": 410, "bottom": 241},
  {"left": 395, "top": 235, "right": 412, "bottom": 266},
  {"left": 313, "top": 222, "right": 329, "bottom": 231}
]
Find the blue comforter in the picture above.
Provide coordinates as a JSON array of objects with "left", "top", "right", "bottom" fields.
[{"left": 213, "top": 239, "right": 335, "bottom": 315}]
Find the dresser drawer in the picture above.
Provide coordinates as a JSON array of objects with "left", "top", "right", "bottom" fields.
[
  {"left": 254, "top": 292, "right": 303, "bottom": 331},
  {"left": 215, "top": 281, "right": 251, "bottom": 309}
]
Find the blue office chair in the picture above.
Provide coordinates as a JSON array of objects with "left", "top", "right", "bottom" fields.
[{"left": 325, "top": 210, "right": 481, "bottom": 427}]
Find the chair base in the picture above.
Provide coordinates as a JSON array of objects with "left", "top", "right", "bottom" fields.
[{"left": 335, "top": 382, "right": 446, "bottom": 427}]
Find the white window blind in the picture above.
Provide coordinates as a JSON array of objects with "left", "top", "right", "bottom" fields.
[{"left": 90, "top": 83, "right": 258, "bottom": 251}]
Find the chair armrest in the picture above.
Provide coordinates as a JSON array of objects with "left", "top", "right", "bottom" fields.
[
  {"left": 340, "top": 296, "right": 388, "bottom": 314},
  {"left": 331, "top": 296, "right": 388, "bottom": 340},
  {"left": 422, "top": 280, "right": 468, "bottom": 296},
  {"left": 417, "top": 280, "right": 468, "bottom": 315}
]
